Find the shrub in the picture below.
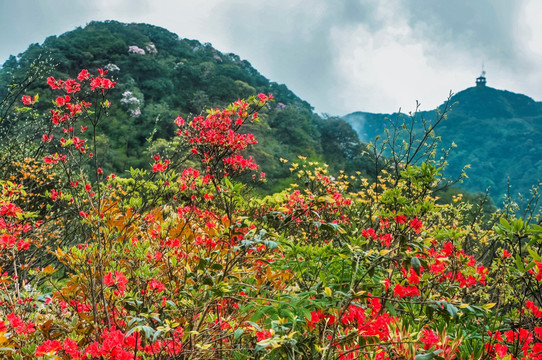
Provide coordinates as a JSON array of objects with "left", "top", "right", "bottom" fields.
[{"left": 0, "top": 69, "right": 540, "bottom": 360}]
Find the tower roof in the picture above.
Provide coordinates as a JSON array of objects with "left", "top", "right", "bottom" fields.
[{"left": 476, "top": 70, "right": 486, "bottom": 87}]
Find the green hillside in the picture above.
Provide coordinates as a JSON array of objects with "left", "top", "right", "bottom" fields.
[
  {"left": 343, "top": 80, "right": 542, "bottom": 201},
  {"left": 0, "top": 21, "right": 370, "bottom": 192}
]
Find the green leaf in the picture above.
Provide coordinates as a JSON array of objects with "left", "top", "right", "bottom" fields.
[
  {"left": 126, "top": 325, "right": 156, "bottom": 339},
  {"left": 385, "top": 302, "right": 397, "bottom": 316},
  {"left": 224, "top": 176, "right": 233, "bottom": 189},
  {"left": 234, "top": 328, "right": 244, "bottom": 340},
  {"left": 499, "top": 217, "right": 511, "bottom": 230},
  {"left": 411, "top": 256, "right": 421, "bottom": 275},
  {"left": 210, "top": 263, "right": 223, "bottom": 270},
  {"left": 525, "top": 261, "right": 537, "bottom": 272},
  {"left": 124, "top": 301, "right": 140, "bottom": 312},
  {"left": 415, "top": 349, "right": 443, "bottom": 360},
  {"left": 263, "top": 240, "right": 278, "bottom": 250},
  {"left": 446, "top": 303, "right": 458, "bottom": 318},
  {"left": 528, "top": 248, "right": 542, "bottom": 262},
  {"left": 512, "top": 218, "right": 524, "bottom": 233},
  {"left": 481, "top": 303, "right": 496, "bottom": 310},
  {"left": 141, "top": 325, "right": 156, "bottom": 338},
  {"left": 152, "top": 329, "right": 164, "bottom": 341},
  {"left": 515, "top": 253, "right": 525, "bottom": 272},
  {"left": 166, "top": 300, "right": 178, "bottom": 309},
  {"left": 415, "top": 354, "right": 435, "bottom": 360},
  {"left": 198, "top": 258, "right": 209, "bottom": 271},
  {"left": 528, "top": 224, "right": 542, "bottom": 234},
  {"left": 202, "top": 276, "right": 214, "bottom": 286}
]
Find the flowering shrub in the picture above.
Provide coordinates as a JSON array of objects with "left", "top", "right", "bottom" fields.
[{"left": 0, "top": 69, "right": 540, "bottom": 360}]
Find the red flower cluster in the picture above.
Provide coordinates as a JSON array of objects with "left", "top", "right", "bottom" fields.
[
  {"left": 334, "top": 298, "right": 394, "bottom": 360},
  {"left": 256, "top": 329, "right": 274, "bottom": 341},
  {"left": 147, "top": 279, "right": 166, "bottom": 293},
  {"left": 21, "top": 94, "right": 38, "bottom": 106},
  {"left": 36, "top": 339, "right": 63, "bottom": 357},
  {"left": 0, "top": 201, "right": 34, "bottom": 251},
  {"left": 361, "top": 227, "right": 394, "bottom": 247},
  {"left": 361, "top": 215, "right": 422, "bottom": 248},
  {"left": 83, "top": 327, "right": 139, "bottom": 359},
  {"left": 44, "top": 69, "right": 116, "bottom": 160},
  {"left": 152, "top": 155, "right": 170, "bottom": 172},
  {"left": 486, "top": 325, "right": 542, "bottom": 359},
  {"left": 424, "top": 242, "right": 487, "bottom": 288},
  {"left": 6, "top": 313, "right": 35, "bottom": 335},
  {"left": 48, "top": 68, "right": 115, "bottom": 95},
  {"left": 103, "top": 271, "right": 129, "bottom": 296},
  {"left": 307, "top": 296, "right": 392, "bottom": 347},
  {"left": 175, "top": 95, "right": 271, "bottom": 178},
  {"left": 143, "top": 327, "right": 184, "bottom": 356},
  {"left": 528, "top": 261, "right": 542, "bottom": 282},
  {"left": 419, "top": 327, "right": 440, "bottom": 349},
  {"left": 409, "top": 217, "right": 423, "bottom": 233},
  {"left": 257, "top": 93, "right": 273, "bottom": 103},
  {"left": 42, "top": 153, "right": 67, "bottom": 164},
  {"left": 306, "top": 309, "right": 336, "bottom": 329},
  {"left": 393, "top": 283, "right": 420, "bottom": 298},
  {"left": 223, "top": 154, "right": 258, "bottom": 172}
]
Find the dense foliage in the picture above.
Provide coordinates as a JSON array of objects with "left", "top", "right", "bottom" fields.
[
  {"left": 343, "top": 85, "right": 542, "bottom": 203},
  {"left": 0, "top": 21, "right": 371, "bottom": 193},
  {"left": 0, "top": 66, "right": 540, "bottom": 360}
]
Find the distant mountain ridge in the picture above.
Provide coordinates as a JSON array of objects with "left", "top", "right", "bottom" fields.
[{"left": 343, "top": 79, "right": 542, "bottom": 201}]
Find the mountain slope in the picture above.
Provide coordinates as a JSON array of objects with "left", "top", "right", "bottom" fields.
[
  {"left": 343, "top": 82, "right": 542, "bottom": 200},
  {"left": 0, "top": 21, "right": 369, "bottom": 192}
]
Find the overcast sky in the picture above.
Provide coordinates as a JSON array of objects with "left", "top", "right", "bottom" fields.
[{"left": 1, "top": 0, "right": 542, "bottom": 115}]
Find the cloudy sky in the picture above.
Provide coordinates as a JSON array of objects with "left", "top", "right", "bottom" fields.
[{"left": 1, "top": 0, "right": 542, "bottom": 115}]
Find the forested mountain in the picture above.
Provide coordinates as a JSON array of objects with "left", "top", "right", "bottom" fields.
[
  {"left": 0, "top": 21, "right": 369, "bottom": 192},
  {"left": 3, "top": 21, "right": 535, "bottom": 202},
  {"left": 343, "top": 80, "right": 542, "bottom": 201}
]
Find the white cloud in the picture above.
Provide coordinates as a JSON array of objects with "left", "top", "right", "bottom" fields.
[
  {"left": 329, "top": 8, "right": 477, "bottom": 114},
  {"left": 1, "top": 0, "right": 542, "bottom": 115}
]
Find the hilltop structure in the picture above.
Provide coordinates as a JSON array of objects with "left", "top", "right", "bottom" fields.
[{"left": 476, "top": 70, "right": 487, "bottom": 87}]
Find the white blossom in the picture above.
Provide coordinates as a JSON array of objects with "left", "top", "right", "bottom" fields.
[
  {"left": 130, "top": 108, "right": 141, "bottom": 117},
  {"left": 121, "top": 91, "right": 140, "bottom": 105},
  {"left": 128, "top": 45, "right": 145, "bottom": 55},
  {"left": 105, "top": 63, "right": 120, "bottom": 72},
  {"left": 145, "top": 42, "right": 157, "bottom": 54}
]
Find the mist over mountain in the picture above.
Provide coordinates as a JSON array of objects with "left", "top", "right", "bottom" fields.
[{"left": 343, "top": 75, "right": 542, "bottom": 201}]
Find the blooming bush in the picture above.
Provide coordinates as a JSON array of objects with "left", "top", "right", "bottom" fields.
[{"left": 0, "top": 69, "right": 540, "bottom": 360}]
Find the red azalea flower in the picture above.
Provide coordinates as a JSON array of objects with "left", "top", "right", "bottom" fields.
[
  {"left": 494, "top": 343, "right": 508, "bottom": 358},
  {"left": 409, "top": 217, "right": 423, "bottom": 233},
  {"left": 394, "top": 214, "right": 407, "bottom": 224},
  {"left": 103, "top": 271, "right": 128, "bottom": 295},
  {"left": 21, "top": 95, "right": 35, "bottom": 106},
  {"left": 420, "top": 327, "right": 439, "bottom": 350},
  {"left": 63, "top": 338, "right": 81, "bottom": 359},
  {"left": 47, "top": 76, "right": 64, "bottom": 89},
  {"left": 64, "top": 78, "right": 81, "bottom": 93},
  {"left": 393, "top": 284, "right": 420, "bottom": 298},
  {"left": 77, "top": 69, "right": 90, "bottom": 81},
  {"left": 148, "top": 279, "right": 166, "bottom": 293},
  {"left": 256, "top": 329, "right": 273, "bottom": 341},
  {"left": 36, "top": 340, "right": 62, "bottom": 356}
]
